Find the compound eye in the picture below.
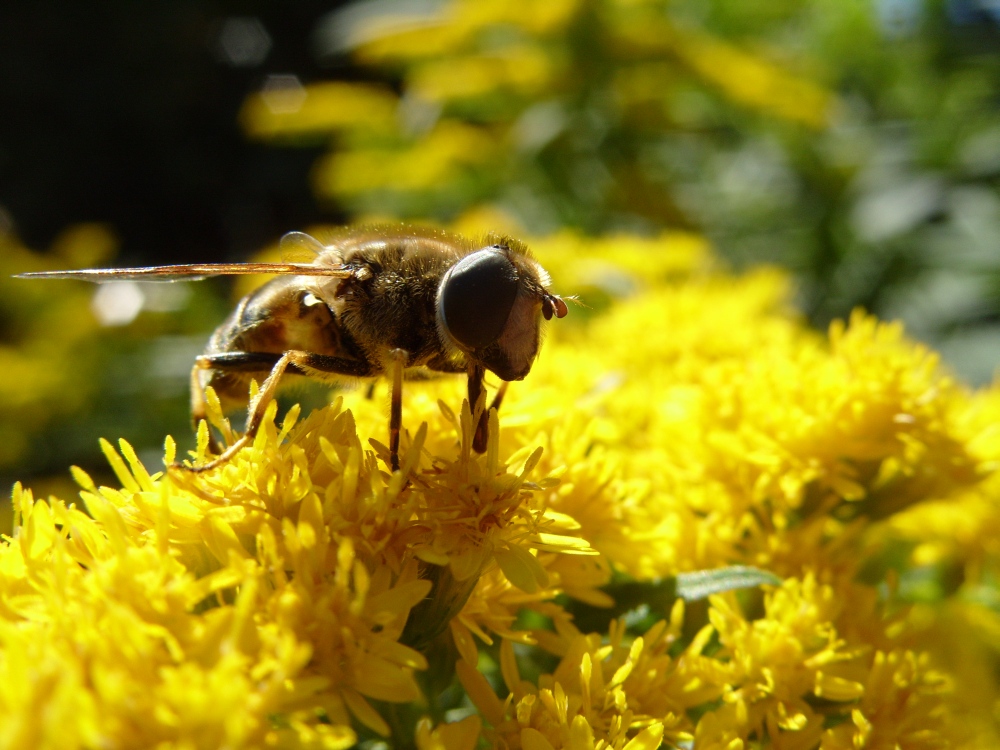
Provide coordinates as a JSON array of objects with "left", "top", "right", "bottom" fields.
[{"left": 440, "top": 248, "right": 519, "bottom": 350}]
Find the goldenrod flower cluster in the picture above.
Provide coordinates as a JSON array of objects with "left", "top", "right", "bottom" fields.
[
  {"left": 241, "top": 0, "right": 833, "bottom": 224},
  {"left": 3, "top": 230, "right": 999, "bottom": 748}
]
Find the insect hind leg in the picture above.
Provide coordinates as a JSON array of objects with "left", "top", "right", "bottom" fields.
[
  {"left": 181, "top": 350, "right": 375, "bottom": 472},
  {"left": 189, "top": 353, "right": 281, "bottom": 455},
  {"left": 190, "top": 359, "right": 218, "bottom": 452}
]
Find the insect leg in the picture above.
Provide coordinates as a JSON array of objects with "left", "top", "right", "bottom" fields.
[
  {"left": 181, "top": 353, "right": 294, "bottom": 472},
  {"left": 468, "top": 364, "right": 489, "bottom": 453},
  {"left": 469, "top": 371, "right": 510, "bottom": 453},
  {"left": 472, "top": 387, "right": 510, "bottom": 453},
  {"left": 425, "top": 354, "right": 468, "bottom": 374},
  {"left": 199, "top": 351, "right": 283, "bottom": 371},
  {"left": 190, "top": 353, "right": 283, "bottom": 454},
  {"left": 190, "top": 359, "right": 218, "bottom": 453},
  {"left": 488, "top": 381, "right": 509, "bottom": 415},
  {"left": 181, "top": 351, "right": 375, "bottom": 472},
  {"left": 388, "top": 348, "right": 407, "bottom": 472}
]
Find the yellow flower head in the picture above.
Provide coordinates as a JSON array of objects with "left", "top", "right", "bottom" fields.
[{"left": 4, "top": 229, "right": 999, "bottom": 747}]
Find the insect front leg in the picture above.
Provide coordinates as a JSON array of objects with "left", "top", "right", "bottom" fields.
[
  {"left": 467, "top": 365, "right": 510, "bottom": 453},
  {"left": 388, "top": 348, "right": 408, "bottom": 473},
  {"left": 190, "top": 352, "right": 281, "bottom": 454},
  {"left": 182, "top": 350, "right": 375, "bottom": 472}
]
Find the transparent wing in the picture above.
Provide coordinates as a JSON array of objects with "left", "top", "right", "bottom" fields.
[
  {"left": 16, "top": 262, "right": 351, "bottom": 283},
  {"left": 280, "top": 231, "right": 330, "bottom": 264}
]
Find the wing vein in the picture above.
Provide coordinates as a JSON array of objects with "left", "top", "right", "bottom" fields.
[{"left": 15, "top": 263, "right": 350, "bottom": 282}]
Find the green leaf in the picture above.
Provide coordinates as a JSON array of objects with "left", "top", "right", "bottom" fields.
[{"left": 675, "top": 566, "right": 781, "bottom": 601}]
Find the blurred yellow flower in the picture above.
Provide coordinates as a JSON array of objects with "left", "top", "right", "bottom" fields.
[
  {"left": 241, "top": 0, "right": 837, "bottom": 226},
  {"left": 409, "top": 45, "right": 558, "bottom": 102},
  {"left": 667, "top": 28, "right": 833, "bottom": 129},
  {"left": 0, "top": 227, "right": 119, "bottom": 469},
  {"left": 314, "top": 121, "right": 497, "bottom": 199},
  {"left": 241, "top": 82, "right": 398, "bottom": 141}
]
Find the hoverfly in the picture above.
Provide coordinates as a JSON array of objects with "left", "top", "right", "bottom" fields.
[{"left": 18, "top": 227, "right": 568, "bottom": 472}]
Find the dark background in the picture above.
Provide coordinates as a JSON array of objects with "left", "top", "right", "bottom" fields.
[
  {"left": 0, "top": 2, "right": 344, "bottom": 264},
  {"left": 0, "top": 3, "right": 363, "bottom": 491}
]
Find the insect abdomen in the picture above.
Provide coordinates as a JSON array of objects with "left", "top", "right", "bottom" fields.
[
  {"left": 201, "top": 277, "right": 360, "bottom": 405},
  {"left": 206, "top": 277, "right": 341, "bottom": 357}
]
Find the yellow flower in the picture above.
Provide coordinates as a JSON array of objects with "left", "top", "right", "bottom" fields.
[
  {"left": 457, "top": 631, "right": 675, "bottom": 749},
  {"left": 415, "top": 715, "right": 482, "bottom": 750},
  {"left": 314, "top": 121, "right": 497, "bottom": 199},
  {"left": 0, "top": 227, "right": 117, "bottom": 469},
  {"left": 409, "top": 45, "right": 558, "bottom": 103},
  {"left": 241, "top": 0, "right": 837, "bottom": 223},
  {"left": 240, "top": 82, "right": 398, "bottom": 140},
  {"left": 668, "top": 27, "right": 833, "bottom": 129},
  {"left": 6, "top": 228, "right": 1000, "bottom": 746},
  {"left": 349, "top": 0, "right": 580, "bottom": 63},
  {"left": 706, "top": 575, "right": 955, "bottom": 749},
  {"left": 2, "top": 483, "right": 355, "bottom": 748}
]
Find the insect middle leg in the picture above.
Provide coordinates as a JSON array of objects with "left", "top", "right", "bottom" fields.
[
  {"left": 468, "top": 365, "right": 510, "bottom": 453},
  {"left": 185, "top": 350, "right": 374, "bottom": 472}
]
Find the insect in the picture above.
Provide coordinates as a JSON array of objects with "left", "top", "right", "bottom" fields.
[{"left": 18, "top": 226, "right": 568, "bottom": 472}]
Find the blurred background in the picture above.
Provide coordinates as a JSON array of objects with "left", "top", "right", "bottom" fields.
[{"left": 3, "top": 0, "right": 1000, "bottom": 493}]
